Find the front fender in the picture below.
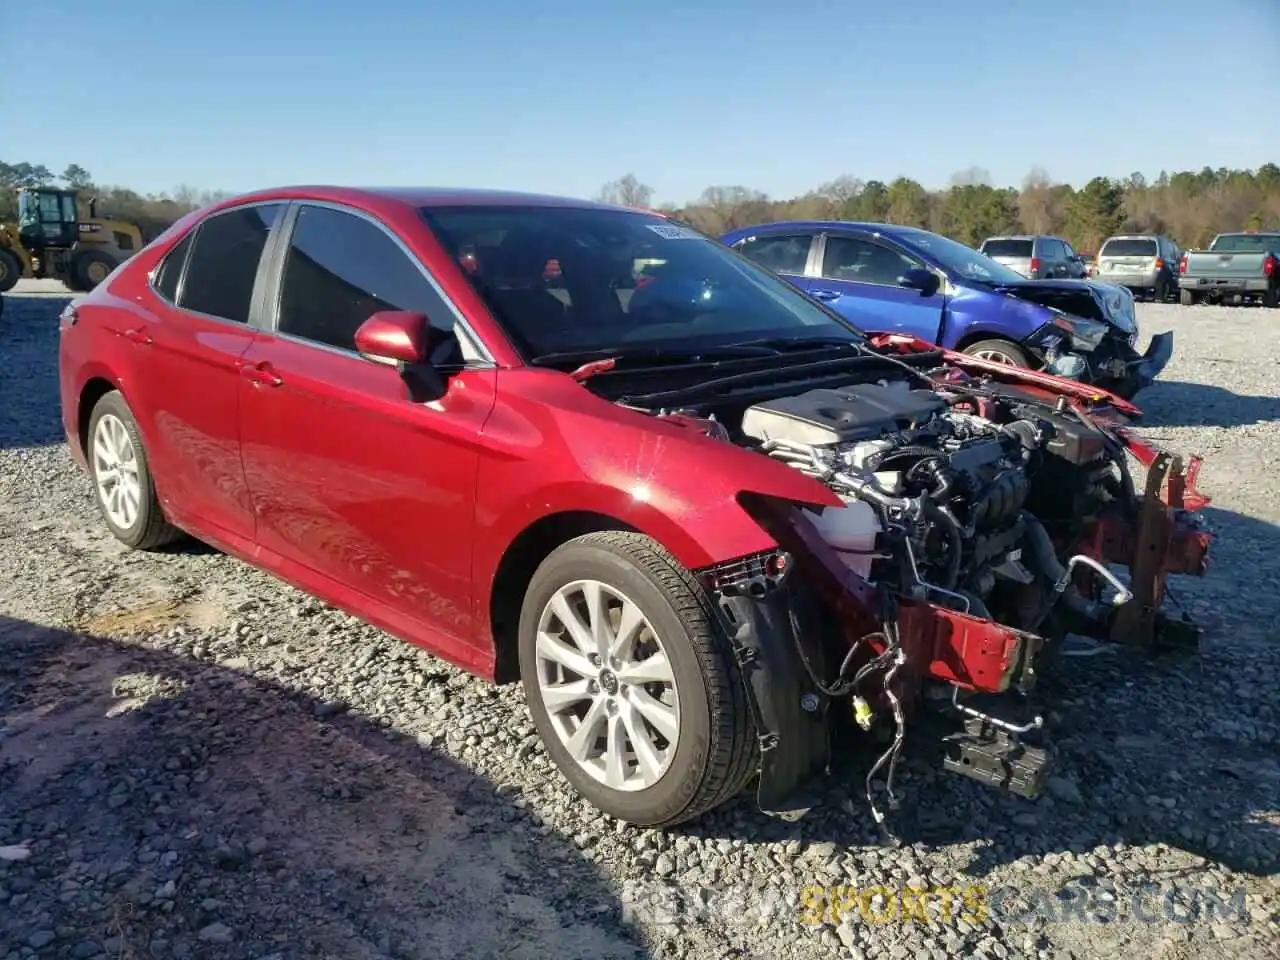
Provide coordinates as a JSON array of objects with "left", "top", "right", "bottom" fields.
[
  {"left": 470, "top": 374, "right": 844, "bottom": 611},
  {"left": 943, "top": 282, "right": 1054, "bottom": 349}
]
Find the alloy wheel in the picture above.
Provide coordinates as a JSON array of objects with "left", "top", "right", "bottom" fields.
[
  {"left": 533, "top": 579, "right": 681, "bottom": 791},
  {"left": 93, "top": 413, "right": 142, "bottom": 530}
]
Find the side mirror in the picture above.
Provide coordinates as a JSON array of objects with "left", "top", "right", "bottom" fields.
[
  {"left": 897, "top": 267, "right": 941, "bottom": 297},
  {"left": 354, "top": 310, "right": 448, "bottom": 403},
  {"left": 354, "top": 310, "right": 430, "bottom": 365}
]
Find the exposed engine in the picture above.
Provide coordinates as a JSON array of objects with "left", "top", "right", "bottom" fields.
[{"left": 737, "top": 378, "right": 1130, "bottom": 628}]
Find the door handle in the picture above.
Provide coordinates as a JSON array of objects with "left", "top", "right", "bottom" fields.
[
  {"left": 239, "top": 361, "right": 283, "bottom": 387},
  {"left": 123, "top": 328, "right": 152, "bottom": 346},
  {"left": 809, "top": 289, "right": 840, "bottom": 301}
]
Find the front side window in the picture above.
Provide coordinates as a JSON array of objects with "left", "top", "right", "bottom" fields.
[
  {"left": 822, "top": 235, "right": 921, "bottom": 285},
  {"left": 276, "top": 205, "right": 455, "bottom": 353},
  {"left": 420, "top": 205, "right": 860, "bottom": 359},
  {"left": 178, "top": 204, "right": 283, "bottom": 323},
  {"left": 898, "top": 229, "right": 1027, "bottom": 284},
  {"left": 735, "top": 234, "right": 813, "bottom": 275}
]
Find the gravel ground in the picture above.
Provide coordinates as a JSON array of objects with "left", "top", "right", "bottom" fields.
[{"left": 1, "top": 293, "right": 1277, "bottom": 960}]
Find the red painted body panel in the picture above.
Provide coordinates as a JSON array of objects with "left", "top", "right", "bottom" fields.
[{"left": 237, "top": 332, "right": 494, "bottom": 668}]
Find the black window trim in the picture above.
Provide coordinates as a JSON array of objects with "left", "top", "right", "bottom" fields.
[
  {"left": 812, "top": 230, "right": 926, "bottom": 287},
  {"left": 257, "top": 199, "right": 495, "bottom": 369},
  {"left": 732, "top": 230, "right": 819, "bottom": 277},
  {"left": 145, "top": 199, "right": 287, "bottom": 328}
]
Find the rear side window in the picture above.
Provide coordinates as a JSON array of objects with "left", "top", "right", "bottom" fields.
[
  {"left": 1100, "top": 238, "right": 1157, "bottom": 257},
  {"left": 1037, "top": 238, "right": 1064, "bottom": 258},
  {"left": 178, "top": 204, "right": 283, "bottom": 323},
  {"left": 152, "top": 231, "right": 194, "bottom": 303},
  {"left": 276, "top": 204, "right": 451, "bottom": 352},
  {"left": 735, "top": 234, "right": 812, "bottom": 274},
  {"left": 981, "top": 239, "right": 1033, "bottom": 258}
]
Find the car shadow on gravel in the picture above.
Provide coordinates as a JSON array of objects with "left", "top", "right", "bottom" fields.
[
  {"left": 0, "top": 295, "right": 75, "bottom": 451},
  {"left": 1138, "top": 379, "right": 1280, "bottom": 428},
  {"left": 0, "top": 614, "right": 647, "bottom": 960}
]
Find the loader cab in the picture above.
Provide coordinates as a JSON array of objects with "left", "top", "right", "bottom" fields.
[{"left": 17, "top": 188, "right": 80, "bottom": 249}]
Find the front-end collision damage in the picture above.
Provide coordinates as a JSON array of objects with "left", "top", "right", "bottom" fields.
[{"left": 694, "top": 424, "right": 1213, "bottom": 832}]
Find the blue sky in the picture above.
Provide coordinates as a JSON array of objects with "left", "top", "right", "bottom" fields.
[{"left": 4, "top": 0, "right": 1276, "bottom": 204}]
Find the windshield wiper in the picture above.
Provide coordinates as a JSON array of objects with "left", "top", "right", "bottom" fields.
[
  {"left": 531, "top": 343, "right": 791, "bottom": 382},
  {"left": 721, "top": 335, "right": 864, "bottom": 353}
]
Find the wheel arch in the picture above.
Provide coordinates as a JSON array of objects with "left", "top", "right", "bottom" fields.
[
  {"left": 953, "top": 329, "right": 1025, "bottom": 353},
  {"left": 488, "top": 510, "right": 642, "bottom": 683},
  {"left": 76, "top": 375, "right": 122, "bottom": 460}
]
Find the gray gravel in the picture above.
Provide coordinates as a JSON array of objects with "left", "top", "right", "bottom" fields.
[{"left": 1, "top": 293, "right": 1278, "bottom": 960}]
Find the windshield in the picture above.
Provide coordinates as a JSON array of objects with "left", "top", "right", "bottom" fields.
[
  {"left": 981, "top": 238, "right": 1033, "bottom": 258},
  {"left": 1100, "top": 238, "right": 1157, "bottom": 257},
  {"left": 899, "top": 229, "right": 1028, "bottom": 284},
  {"left": 419, "top": 205, "right": 862, "bottom": 360},
  {"left": 1210, "top": 234, "right": 1280, "bottom": 253}
]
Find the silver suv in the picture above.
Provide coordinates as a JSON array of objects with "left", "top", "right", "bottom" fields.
[
  {"left": 978, "top": 235, "right": 1087, "bottom": 280},
  {"left": 1095, "top": 234, "right": 1181, "bottom": 302}
]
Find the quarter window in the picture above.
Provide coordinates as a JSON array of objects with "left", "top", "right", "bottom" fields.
[
  {"left": 276, "top": 205, "right": 454, "bottom": 353},
  {"left": 178, "top": 204, "right": 282, "bottom": 323},
  {"left": 821, "top": 236, "right": 920, "bottom": 285},
  {"left": 153, "top": 231, "right": 194, "bottom": 303},
  {"left": 735, "top": 234, "right": 813, "bottom": 275}
]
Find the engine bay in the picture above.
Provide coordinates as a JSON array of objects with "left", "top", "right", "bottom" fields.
[
  {"left": 735, "top": 377, "right": 1129, "bottom": 633},
  {"left": 633, "top": 358, "right": 1212, "bottom": 829}
]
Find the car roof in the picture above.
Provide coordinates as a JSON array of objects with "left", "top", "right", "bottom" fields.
[
  {"left": 203, "top": 185, "right": 640, "bottom": 213},
  {"left": 720, "top": 220, "right": 933, "bottom": 241}
]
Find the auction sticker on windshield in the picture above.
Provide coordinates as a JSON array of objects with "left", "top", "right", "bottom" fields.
[{"left": 646, "top": 223, "right": 704, "bottom": 240}]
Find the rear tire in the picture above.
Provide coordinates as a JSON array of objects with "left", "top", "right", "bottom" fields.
[
  {"left": 961, "top": 338, "right": 1031, "bottom": 368},
  {"left": 517, "top": 531, "right": 757, "bottom": 827},
  {"left": 1179, "top": 288, "right": 1199, "bottom": 306},
  {"left": 86, "top": 391, "right": 184, "bottom": 550},
  {"left": 1264, "top": 282, "right": 1279, "bottom": 309},
  {"left": 0, "top": 249, "right": 21, "bottom": 293}
]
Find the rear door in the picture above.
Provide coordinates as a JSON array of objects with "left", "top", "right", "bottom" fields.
[
  {"left": 128, "top": 201, "right": 285, "bottom": 546},
  {"left": 236, "top": 201, "right": 496, "bottom": 652},
  {"left": 806, "top": 232, "right": 945, "bottom": 341},
  {"left": 731, "top": 232, "right": 817, "bottom": 291}
]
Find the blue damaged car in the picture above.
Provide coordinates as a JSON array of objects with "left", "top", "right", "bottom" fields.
[{"left": 720, "top": 221, "right": 1173, "bottom": 399}]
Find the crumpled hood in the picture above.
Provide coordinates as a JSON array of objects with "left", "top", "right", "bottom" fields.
[{"left": 991, "top": 278, "right": 1137, "bottom": 334}]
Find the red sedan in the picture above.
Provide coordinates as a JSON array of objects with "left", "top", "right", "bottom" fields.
[{"left": 58, "top": 187, "right": 1210, "bottom": 829}]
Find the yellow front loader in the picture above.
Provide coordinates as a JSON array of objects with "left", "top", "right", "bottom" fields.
[{"left": 0, "top": 187, "right": 143, "bottom": 293}]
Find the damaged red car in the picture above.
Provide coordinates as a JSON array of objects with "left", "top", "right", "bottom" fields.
[{"left": 58, "top": 188, "right": 1212, "bottom": 829}]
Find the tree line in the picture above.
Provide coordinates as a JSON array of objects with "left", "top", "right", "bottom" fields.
[
  {"left": 5, "top": 159, "right": 1278, "bottom": 255},
  {"left": 599, "top": 165, "right": 1280, "bottom": 253},
  {"left": 0, "top": 161, "right": 230, "bottom": 243}
]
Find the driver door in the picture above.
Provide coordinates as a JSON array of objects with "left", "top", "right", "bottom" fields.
[
  {"left": 237, "top": 202, "right": 497, "bottom": 657},
  {"left": 806, "top": 233, "right": 946, "bottom": 342}
]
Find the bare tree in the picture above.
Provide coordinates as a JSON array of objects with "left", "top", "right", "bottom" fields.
[
  {"left": 1018, "top": 167, "right": 1055, "bottom": 234},
  {"left": 596, "top": 174, "right": 655, "bottom": 208}
]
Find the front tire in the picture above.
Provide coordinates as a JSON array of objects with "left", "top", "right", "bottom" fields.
[
  {"left": 961, "top": 338, "right": 1031, "bottom": 368},
  {"left": 0, "top": 249, "right": 21, "bottom": 292},
  {"left": 517, "top": 531, "right": 757, "bottom": 827},
  {"left": 86, "top": 391, "right": 184, "bottom": 550}
]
